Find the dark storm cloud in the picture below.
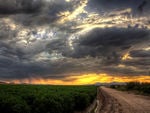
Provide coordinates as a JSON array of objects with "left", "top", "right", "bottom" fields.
[
  {"left": 0, "top": 0, "right": 75, "bottom": 26},
  {"left": 37, "top": 27, "right": 150, "bottom": 77},
  {"left": 46, "top": 38, "right": 67, "bottom": 54},
  {"left": 0, "top": 0, "right": 43, "bottom": 14},
  {"left": 0, "top": 25, "right": 150, "bottom": 80},
  {"left": 55, "top": 27, "right": 149, "bottom": 76},
  {"left": 101, "top": 66, "right": 147, "bottom": 76},
  {"left": 0, "top": 42, "right": 27, "bottom": 61},
  {"left": 137, "top": 0, "right": 148, "bottom": 13},
  {"left": 0, "top": 61, "right": 50, "bottom": 79},
  {"left": 0, "top": 57, "right": 93, "bottom": 80},
  {"left": 68, "top": 28, "right": 149, "bottom": 59},
  {"left": 130, "top": 49, "right": 150, "bottom": 57},
  {"left": 88, "top": 0, "right": 150, "bottom": 15},
  {"left": 123, "top": 51, "right": 150, "bottom": 70},
  {"left": 0, "top": 41, "right": 93, "bottom": 79},
  {"left": 79, "top": 28, "right": 148, "bottom": 47},
  {"left": 0, "top": 43, "right": 56, "bottom": 79},
  {"left": 124, "top": 58, "right": 150, "bottom": 67},
  {"left": 120, "top": 49, "right": 150, "bottom": 71}
]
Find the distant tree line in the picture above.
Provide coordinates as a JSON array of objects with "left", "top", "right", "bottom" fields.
[{"left": 110, "top": 82, "right": 150, "bottom": 95}]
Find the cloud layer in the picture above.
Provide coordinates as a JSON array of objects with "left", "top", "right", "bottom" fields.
[{"left": 0, "top": 0, "right": 150, "bottom": 83}]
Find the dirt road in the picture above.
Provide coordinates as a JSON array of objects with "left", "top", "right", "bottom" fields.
[{"left": 97, "top": 87, "right": 150, "bottom": 113}]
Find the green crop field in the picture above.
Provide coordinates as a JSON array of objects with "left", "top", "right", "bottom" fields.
[{"left": 0, "top": 85, "right": 97, "bottom": 113}]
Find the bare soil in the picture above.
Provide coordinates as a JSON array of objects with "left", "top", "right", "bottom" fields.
[{"left": 98, "top": 87, "right": 150, "bottom": 113}]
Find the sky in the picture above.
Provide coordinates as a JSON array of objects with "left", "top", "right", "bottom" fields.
[{"left": 0, "top": 0, "right": 150, "bottom": 85}]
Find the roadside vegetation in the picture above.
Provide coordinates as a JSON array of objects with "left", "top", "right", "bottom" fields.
[
  {"left": 0, "top": 85, "right": 97, "bottom": 113},
  {"left": 110, "top": 82, "right": 150, "bottom": 95}
]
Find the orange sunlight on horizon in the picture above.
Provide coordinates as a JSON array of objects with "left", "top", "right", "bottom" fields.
[{"left": 4, "top": 73, "right": 150, "bottom": 85}]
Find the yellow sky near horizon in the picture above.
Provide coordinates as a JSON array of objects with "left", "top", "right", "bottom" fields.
[{"left": 5, "top": 73, "right": 150, "bottom": 85}]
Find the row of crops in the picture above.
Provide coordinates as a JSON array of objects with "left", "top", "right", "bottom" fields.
[{"left": 0, "top": 85, "right": 97, "bottom": 113}]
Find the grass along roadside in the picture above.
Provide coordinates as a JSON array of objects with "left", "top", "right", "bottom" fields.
[{"left": 109, "top": 82, "right": 150, "bottom": 96}]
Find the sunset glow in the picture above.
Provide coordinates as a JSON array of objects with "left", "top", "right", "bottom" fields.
[
  {"left": 5, "top": 74, "right": 150, "bottom": 85},
  {"left": 122, "top": 53, "right": 132, "bottom": 61}
]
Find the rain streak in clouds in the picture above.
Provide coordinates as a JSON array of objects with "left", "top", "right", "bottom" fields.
[{"left": 0, "top": 0, "right": 150, "bottom": 84}]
